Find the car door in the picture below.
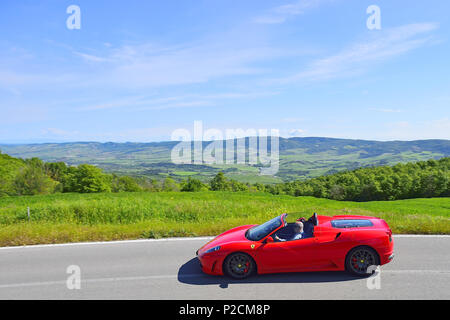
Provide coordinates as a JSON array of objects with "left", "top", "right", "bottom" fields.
[
  {"left": 255, "top": 237, "right": 317, "bottom": 273},
  {"left": 312, "top": 226, "right": 348, "bottom": 269}
]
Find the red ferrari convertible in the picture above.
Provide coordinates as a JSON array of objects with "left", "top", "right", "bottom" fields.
[{"left": 196, "top": 213, "right": 394, "bottom": 279}]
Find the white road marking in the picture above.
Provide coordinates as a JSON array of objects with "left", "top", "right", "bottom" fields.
[
  {"left": 393, "top": 235, "right": 450, "bottom": 238},
  {"left": 0, "top": 237, "right": 215, "bottom": 250},
  {"left": 0, "top": 270, "right": 449, "bottom": 289},
  {"left": 383, "top": 270, "right": 450, "bottom": 274},
  {"left": 0, "top": 234, "right": 448, "bottom": 251},
  {"left": 0, "top": 274, "right": 195, "bottom": 289}
]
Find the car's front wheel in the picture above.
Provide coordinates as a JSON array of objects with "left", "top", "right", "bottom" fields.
[
  {"left": 223, "top": 252, "right": 255, "bottom": 279},
  {"left": 345, "top": 246, "right": 380, "bottom": 276}
]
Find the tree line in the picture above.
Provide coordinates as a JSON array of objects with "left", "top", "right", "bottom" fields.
[
  {"left": 179, "top": 158, "right": 449, "bottom": 201},
  {"left": 0, "top": 151, "right": 448, "bottom": 201},
  {"left": 267, "top": 157, "right": 449, "bottom": 201}
]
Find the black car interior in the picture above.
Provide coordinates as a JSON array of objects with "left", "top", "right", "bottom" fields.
[{"left": 272, "top": 214, "right": 319, "bottom": 239}]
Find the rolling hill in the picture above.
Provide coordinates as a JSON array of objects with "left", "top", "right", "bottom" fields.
[{"left": 1, "top": 137, "right": 449, "bottom": 183}]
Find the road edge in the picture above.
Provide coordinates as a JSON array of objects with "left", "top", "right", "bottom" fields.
[{"left": 0, "top": 234, "right": 449, "bottom": 250}]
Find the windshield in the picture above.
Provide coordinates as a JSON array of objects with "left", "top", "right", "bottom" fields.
[{"left": 246, "top": 215, "right": 284, "bottom": 241}]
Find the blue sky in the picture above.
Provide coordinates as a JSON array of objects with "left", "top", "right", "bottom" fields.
[{"left": 0, "top": 0, "right": 449, "bottom": 143}]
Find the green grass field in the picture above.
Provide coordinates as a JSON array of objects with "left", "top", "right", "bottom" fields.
[{"left": 0, "top": 191, "right": 449, "bottom": 246}]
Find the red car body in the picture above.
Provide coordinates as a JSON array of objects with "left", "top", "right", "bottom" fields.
[{"left": 196, "top": 214, "right": 394, "bottom": 277}]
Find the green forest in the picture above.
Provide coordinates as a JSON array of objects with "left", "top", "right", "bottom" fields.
[
  {"left": 266, "top": 157, "right": 450, "bottom": 201},
  {"left": 0, "top": 151, "right": 448, "bottom": 202}
]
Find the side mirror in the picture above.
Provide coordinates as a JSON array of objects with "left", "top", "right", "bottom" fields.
[{"left": 263, "top": 236, "right": 274, "bottom": 244}]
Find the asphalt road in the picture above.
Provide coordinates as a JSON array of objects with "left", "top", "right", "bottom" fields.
[{"left": 0, "top": 236, "right": 449, "bottom": 299}]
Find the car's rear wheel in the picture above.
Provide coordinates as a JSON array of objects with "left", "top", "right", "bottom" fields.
[
  {"left": 223, "top": 252, "right": 255, "bottom": 279},
  {"left": 345, "top": 246, "right": 380, "bottom": 277}
]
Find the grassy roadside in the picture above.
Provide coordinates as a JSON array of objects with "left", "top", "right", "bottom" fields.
[{"left": 0, "top": 191, "right": 449, "bottom": 246}]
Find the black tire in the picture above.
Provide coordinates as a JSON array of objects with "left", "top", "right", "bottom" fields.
[
  {"left": 223, "top": 252, "right": 256, "bottom": 279},
  {"left": 345, "top": 246, "right": 380, "bottom": 277}
]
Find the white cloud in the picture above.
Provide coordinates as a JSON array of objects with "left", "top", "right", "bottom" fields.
[
  {"left": 38, "top": 126, "right": 177, "bottom": 142},
  {"left": 136, "top": 100, "right": 214, "bottom": 111},
  {"left": 0, "top": 34, "right": 287, "bottom": 92},
  {"left": 281, "top": 117, "right": 305, "bottom": 123},
  {"left": 98, "top": 43, "right": 277, "bottom": 88},
  {"left": 88, "top": 126, "right": 177, "bottom": 142},
  {"left": 278, "top": 128, "right": 306, "bottom": 138},
  {"left": 42, "top": 128, "right": 80, "bottom": 137},
  {"left": 380, "top": 118, "right": 450, "bottom": 140},
  {"left": 73, "top": 51, "right": 111, "bottom": 63},
  {"left": 288, "top": 128, "right": 306, "bottom": 136},
  {"left": 369, "top": 108, "right": 403, "bottom": 113},
  {"left": 253, "top": 0, "right": 327, "bottom": 24},
  {"left": 0, "top": 71, "right": 69, "bottom": 87},
  {"left": 277, "top": 23, "right": 439, "bottom": 83},
  {"left": 77, "top": 91, "right": 280, "bottom": 112}
]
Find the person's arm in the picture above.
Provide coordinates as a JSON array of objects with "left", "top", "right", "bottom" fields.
[
  {"left": 274, "top": 235, "right": 286, "bottom": 242},
  {"left": 292, "top": 233, "right": 303, "bottom": 240}
]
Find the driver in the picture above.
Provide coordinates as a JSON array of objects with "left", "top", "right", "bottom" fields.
[{"left": 274, "top": 221, "right": 304, "bottom": 241}]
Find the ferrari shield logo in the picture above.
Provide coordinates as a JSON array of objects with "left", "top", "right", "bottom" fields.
[{"left": 251, "top": 244, "right": 255, "bottom": 249}]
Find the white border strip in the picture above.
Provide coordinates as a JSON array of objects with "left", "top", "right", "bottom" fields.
[
  {"left": 0, "top": 237, "right": 215, "bottom": 251},
  {"left": 0, "top": 234, "right": 448, "bottom": 251},
  {"left": 393, "top": 235, "right": 450, "bottom": 238},
  {"left": 0, "top": 274, "right": 202, "bottom": 289}
]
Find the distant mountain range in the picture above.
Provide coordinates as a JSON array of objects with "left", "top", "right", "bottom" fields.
[{"left": 1, "top": 137, "right": 449, "bottom": 183}]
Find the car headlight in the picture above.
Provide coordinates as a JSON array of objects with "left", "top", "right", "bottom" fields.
[{"left": 205, "top": 246, "right": 221, "bottom": 254}]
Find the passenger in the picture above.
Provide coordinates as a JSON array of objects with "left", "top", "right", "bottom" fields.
[
  {"left": 302, "top": 213, "right": 318, "bottom": 238},
  {"left": 275, "top": 221, "right": 304, "bottom": 241}
]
